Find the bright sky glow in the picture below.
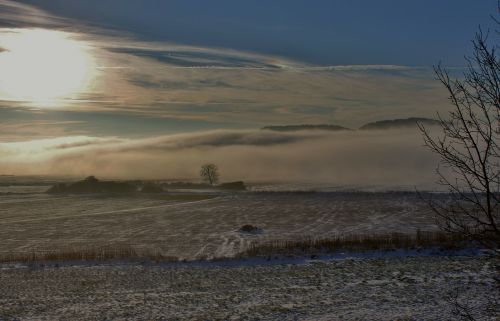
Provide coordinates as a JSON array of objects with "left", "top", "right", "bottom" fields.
[
  {"left": 0, "top": 0, "right": 495, "bottom": 184},
  {"left": 0, "top": 28, "right": 94, "bottom": 107}
]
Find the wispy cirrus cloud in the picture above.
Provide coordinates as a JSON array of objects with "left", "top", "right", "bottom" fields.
[
  {"left": 0, "top": 0, "right": 451, "bottom": 146},
  {"left": 0, "top": 120, "right": 88, "bottom": 141},
  {"left": 0, "top": 0, "right": 65, "bottom": 28},
  {"left": 107, "top": 47, "right": 284, "bottom": 69}
]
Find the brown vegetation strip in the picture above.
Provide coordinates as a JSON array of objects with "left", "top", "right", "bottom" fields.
[
  {"left": 0, "top": 231, "right": 492, "bottom": 264},
  {"left": 0, "top": 246, "right": 179, "bottom": 264},
  {"left": 237, "top": 231, "right": 482, "bottom": 258}
]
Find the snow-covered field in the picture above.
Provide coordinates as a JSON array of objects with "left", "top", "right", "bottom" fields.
[
  {"left": 0, "top": 178, "right": 497, "bottom": 320},
  {"left": 0, "top": 256, "right": 497, "bottom": 320},
  {"left": 0, "top": 190, "right": 439, "bottom": 260}
]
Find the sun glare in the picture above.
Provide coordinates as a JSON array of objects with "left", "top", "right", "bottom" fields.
[{"left": 0, "top": 29, "right": 94, "bottom": 107}]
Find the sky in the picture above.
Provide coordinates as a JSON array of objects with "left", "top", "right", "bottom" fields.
[
  {"left": 17, "top": 0, "right": 497, "bottom": 66},
  {"left": 0, "top": 0, "right": 497, "bottom": 185}
]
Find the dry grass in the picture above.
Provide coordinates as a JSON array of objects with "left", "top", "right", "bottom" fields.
[
  {"left": 238, "top": 230, "right": 479, "bottom": 258},
  {"left": 0, "top": 231, "right": 493, "bottom": 264},
  {"left": 0, "top": 245, "right": 180, "bottom": 264}
]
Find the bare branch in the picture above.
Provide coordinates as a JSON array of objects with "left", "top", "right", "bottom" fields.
[{"left": 419, "top": 24, "right": 500, "bottom": 249}]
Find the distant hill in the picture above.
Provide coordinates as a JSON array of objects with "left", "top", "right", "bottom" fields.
[
  {"left": 162, "top": 181, "right": 246, "bottom": 191},
  {"left": 359, "top": 118, "right": 439, "bottom": 130},
  {"left": 262, "top": 119, "right": 439, "bottom": 132},
  {"left": 218, "top": 181, "right": 247, "bottom": 191},
  {"left": 262, "top": 124, "right": 351, "bottom": 132},
  {"left": 47, "top": 177, "right": 247, "bottom": 194},
  {"left": 161, "top": 182, "right": 212, "bottom": 190},
  {"left": 47, "top": 176, "right": 136, "bottom": 194}
]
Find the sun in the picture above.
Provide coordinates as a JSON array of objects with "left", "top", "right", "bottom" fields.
[{"left": 0, "top": 28, "right": 94, "bottom": 107}]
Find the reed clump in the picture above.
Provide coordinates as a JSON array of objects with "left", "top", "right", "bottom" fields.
[
  {"left": 0, "top": 245, "right": 179, "bottom": 264},
  {"left": 238, "top": 230, "right": 477, "bottom": 258}
]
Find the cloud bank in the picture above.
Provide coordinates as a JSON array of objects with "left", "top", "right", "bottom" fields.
[
  {"left": 0, "top": 0, "right": 453, "bottom": 190},
  {"left": 0, "top": 0, "right": 452, "bottom": 139},
  {"left": 0, "top": 128, "right": 442, "bottom": 188},
  {"left": 0, "top": 0, "right": 62, "bottom": 28}
]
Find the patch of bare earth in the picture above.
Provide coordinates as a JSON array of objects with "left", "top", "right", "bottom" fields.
[{"left": 0, "top": 256, "right": 497, "bottom": 320}]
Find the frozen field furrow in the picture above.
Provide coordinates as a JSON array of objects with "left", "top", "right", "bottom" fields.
[
  {"left": 0, "top": 256, "right": 497, "bottom": 320},
  {"left": 0, "top": 192, "right": 439, "bottom": 259}
]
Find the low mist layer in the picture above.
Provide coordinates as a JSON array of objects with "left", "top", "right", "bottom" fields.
[{"left": 0, "top": 127, "right": 441, "bottom": 188}]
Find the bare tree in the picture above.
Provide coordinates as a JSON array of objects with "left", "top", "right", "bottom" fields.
[
  {"left": 419, "top": 26, "right": 500, "bottom": 249},
  {"left": 419, "top": 14, "right": 500, "bottom": 320},
  {"left": 200, "top": 163, "right": 219, "bottom": 186}
]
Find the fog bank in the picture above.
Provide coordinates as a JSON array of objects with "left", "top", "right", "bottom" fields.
[{"left": 0, "top": 128, "right": 442, "bottom": 188}]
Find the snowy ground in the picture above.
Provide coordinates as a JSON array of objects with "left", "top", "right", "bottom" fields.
[
  {"left": 0, "top": 255, "right": 497, "bottom": 320},
  {"left": 0, "top": 179, "right": 496, "bottom": 320},
  {"left": 0, "top": 191, "right": 440, "bottom": 260}
]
